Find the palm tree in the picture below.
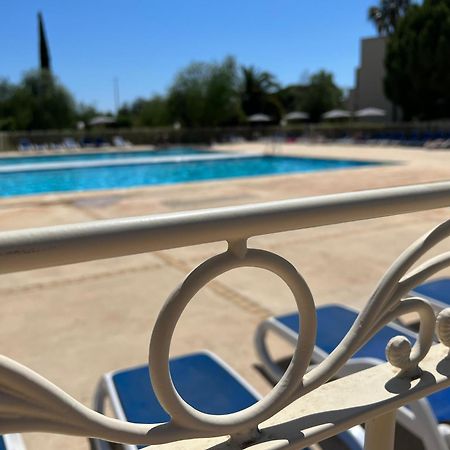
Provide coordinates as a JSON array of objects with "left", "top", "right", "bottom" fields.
[
  {"left": 240, "top": 66, "right": 281, "bottom": 118},
  {"left": 368, "top": 0, "right": 411, "bottom": 36}
]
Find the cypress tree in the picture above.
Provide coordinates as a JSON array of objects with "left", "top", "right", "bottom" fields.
[{"left": 38, "top": 12, "right": 51, "bottom": 71}]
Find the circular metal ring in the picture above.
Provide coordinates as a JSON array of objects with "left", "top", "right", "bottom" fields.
[{"left": 148, "top": 248, "right": 316, "bottom": 434}]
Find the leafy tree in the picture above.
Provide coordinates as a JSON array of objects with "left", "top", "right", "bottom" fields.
[
  {"left": 168, "top": 63, "right": 206, "bottom": 126},
  {"left": 368, "top": 0, "right": 412, "bottom": 35},
  {"left": 168, "top": 56, "right": 243, "bottom": 127},
  {"left": 8, "top": 70, "right": 76, "bottom": 130},
  {"left": 0, "top": 80, "right": 15, "bottom": 105},
  {"left": 0, "top": 79, "right": 17, "bottom": 130},
  {"left": 76, "top": 103, "right": 101, "bottom": 124},
  {"left": 385, "top": 0, "right": 450, "bottom": 120},
  {"left": 277, "top": 84, "right": 309, "bottom": 114},
  {"left": 240, "top": 66, "right": 282, "bottom": 120},
  {"left": 114, "top": 105, "right": 133, "bottom": 128},
  {"left": 301, "top": 71, "right": 343, "bottom": 122},
  {"left": 114, "top": 96, "right": 172, "bottom": 128},
  {"left": 203, "top": 58, "right": 243, "bottom": 126}
]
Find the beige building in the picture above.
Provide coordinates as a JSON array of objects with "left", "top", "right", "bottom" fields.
[{"left": 348, "top": 36, "right": 397, "bottom": 121}]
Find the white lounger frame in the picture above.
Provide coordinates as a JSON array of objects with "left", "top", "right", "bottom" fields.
[
  {"left": 91, "top": 350, "right": 262, "bottom": 450},
  {"left": 254, "top": 303, "right": 450, "bottom": 450},
  {"left": 3, "top": 434, "right": 26, "bottom": 450}
]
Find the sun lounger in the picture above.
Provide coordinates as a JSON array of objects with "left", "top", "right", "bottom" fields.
[
  {"left": 113, "top": 136, "right": 132, "bottom": 147},
  {"left": 17, "top": 139, "right": 34, "bottom": 152},
  {"left": 61, "top": 137, "right": 79, "bottom": 150},
  {"left": 1, "top": 434, "right": 26, "bottom": 450},
  {"left": 92, "top": 351, "right": 262, "bottom": 450},
  {"left": 411, "top": 278, "right": 450, "bottom": 313},
  {"left": 255, "top": 304, "right": 450, "bottom": 450},
  {"left": 255, "top": 304, "right": 420, "bottom": 381},
  {"left": 92, "top": 350, "right": 360, "bottom": 450}
]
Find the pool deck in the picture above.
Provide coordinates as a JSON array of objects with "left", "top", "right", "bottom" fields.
[{"left": 0, "top": 143, "right": 450, "bottom": 449}]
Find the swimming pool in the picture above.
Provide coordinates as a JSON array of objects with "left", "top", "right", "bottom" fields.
[
  {"left": 0, "top": 154, "right": 378, "bottom": 197},
  {"left": 0, "top": 147, "right": 210, "bottom": 165}
]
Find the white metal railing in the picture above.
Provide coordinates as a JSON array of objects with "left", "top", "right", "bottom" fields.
[{"left": 0, "top": 180, "right": 449, "bottom": 449}]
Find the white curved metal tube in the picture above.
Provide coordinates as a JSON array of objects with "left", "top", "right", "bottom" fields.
[
  {"left": 0, "top": 181, "right": 449, "bottom": 274},
  {"left": 149, "top": 246, "right": 316, "bottom": 438}
]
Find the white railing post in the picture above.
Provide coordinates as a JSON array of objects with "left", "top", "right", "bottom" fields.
[{"left": 364, "top": 410, "right": 397, "bottom": 450}]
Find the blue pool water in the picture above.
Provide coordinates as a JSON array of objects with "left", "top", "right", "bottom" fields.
[
  {"left": 0, "top": 155, "right": 377, "bottom": 197},
  {"left": 0, "top": 147, "right": 210, "bottom": 165}
]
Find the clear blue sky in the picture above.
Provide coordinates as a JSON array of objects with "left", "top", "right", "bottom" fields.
[{"left": 1, "top": 1, "right": 377, "bottom": 112}]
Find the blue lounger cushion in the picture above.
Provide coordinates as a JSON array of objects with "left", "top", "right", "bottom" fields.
[
  {"left": 276, "top": 305, "right": 417, "bottom": 361},
  {"left": 111, "top": 351, "right": 260, "bottom": 425},
  {"left": 426, "top": 386, "right": 450, "bottom": 423},
  {"left": 412, "top": 278, "right": 450, "bottom": 308},
  {"left": 275, "top": 305, "right": 450, "bottom": 423}
]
